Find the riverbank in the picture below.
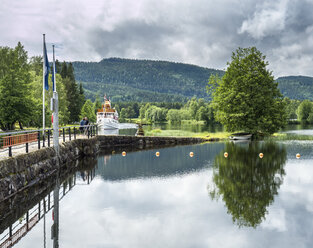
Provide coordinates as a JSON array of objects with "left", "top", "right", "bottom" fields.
[{"left": 144, "top": 129, "right": 230, "bottom": 140}]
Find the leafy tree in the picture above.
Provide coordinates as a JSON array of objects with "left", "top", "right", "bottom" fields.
[
  {"left": 80, "top": 99, "right": 96, "bottom": 122},
  {"left": 196, "top": 106, "right": 207, "bottom": 121},
  {"left": 93, "top": 94, "right": 102, "bottom": 114},
  {"left": 166, "top": 109, "right": 191, "bottom": 123},
  {"left": 188, "top": 98, "right": 199, "bottom": 119},
  {"left": 208, "top": 47, "right": 287, "bottom": 135},
  {"left": 145, "top": 106, "right": 168, "bottom": 122},
  {"left": 297, "top": 100, "right": 313, "bottom": 123},
  {"left": 283, "top": 97, "right": 300, "bottom": 120},
  {"left": 0, "top": 42, "right": 34, "bottom": 130},
  {"left": 29, "top": 56, "right": 42, "bottom": 76},
  {"left": 209, "top": 142, "right": 287, "bottom": 228}
]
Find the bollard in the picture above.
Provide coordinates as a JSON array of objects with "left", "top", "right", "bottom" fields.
[
  {"left": 43, "top": 130, "right": 45, "bottom": 147},
  {"left": 38, "top": 131, "right": 40, "bottom": 149},
  {"left": 63, "top": 128, "right": 65, "bottom": 142},
  {"left": 69, "top": 127, "right": 71, "bottom": 140},
  {"left": 26, "top": 142, "right": 29, "bottom": 153},
  {"left": 8, "top": 134, "right": 12, "bottom": 157},
  {"left": 73, "top": 127, "right": 76, "bottom": 139},
  {"left": 48, "top": 130, "right": 50, "bottom": 147}
]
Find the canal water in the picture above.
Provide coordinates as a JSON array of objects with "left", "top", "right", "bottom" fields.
[{"left": 1, "top": 140, "right": 313, "bottom": 247}]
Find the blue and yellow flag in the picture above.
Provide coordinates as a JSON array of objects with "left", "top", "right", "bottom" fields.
[{"left": 43, "top": 40, "right": 49, "bottom": 90}]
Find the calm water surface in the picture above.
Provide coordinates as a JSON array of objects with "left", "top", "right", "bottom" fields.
[{"left": 3, "top": 140, "right": 313, "bottom": 248}]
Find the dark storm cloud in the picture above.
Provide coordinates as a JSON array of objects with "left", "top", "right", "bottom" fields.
[
  {"left": 88, "top": 20, "right": 177, "bottom": 59},
  {"left": 1, "top": 0, "right": 313, "bottom": 76}
]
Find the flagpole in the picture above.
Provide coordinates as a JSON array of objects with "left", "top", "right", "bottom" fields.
[
  {"left": 52, "top": 45, "right": 59, "bottom": 154},
  {"left": 53, "top": 45, "right": 56, "bottom": 92},
  {"left": 42, "top": 34, "right": 45, "bottom": 139}
]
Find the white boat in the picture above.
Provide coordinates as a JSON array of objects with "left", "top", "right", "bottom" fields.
[
  {"left": 229, "top": 132, "right": 252, "bottom": 140},
  {"left": 96, "top": 96, "right": 119, "bottom": 130}
]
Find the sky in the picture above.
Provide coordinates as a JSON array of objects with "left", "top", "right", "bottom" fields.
[{"left": 1, "top": 0, "right": 313, "bottom": 77}]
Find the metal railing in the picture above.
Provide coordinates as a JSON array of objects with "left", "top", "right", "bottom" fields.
[
  {"left": 0, "top": 168, "right": 96, "bottom": 248},
  {"left": 0, "top": 125, "right": 98, "bottom": 158}
]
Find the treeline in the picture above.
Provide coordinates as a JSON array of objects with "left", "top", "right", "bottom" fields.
[
  {"left": 115, "top": 98, "right": 215, "bottom": 124},
  {"left": 73, "top": 58, "right": 224, "bottom": 102},
  {"left": 115, "top": 97, "right": 311, "bottom": 125},
  {"left": 73, "top": 58, "right": 313, "bottom": 103},
  {"left": 277, "top": 76, "right": 313, "bottom": 100},
  {"left": 0, "top": 42, "right": 86, "bottom": 131}
]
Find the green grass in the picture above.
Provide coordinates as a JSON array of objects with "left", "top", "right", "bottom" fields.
[
  {"left": 268, "top": 133, "right": 313, "bottom": 141},
  {"left": 145, "top": 128, "right": 231, "bottom": 140}
]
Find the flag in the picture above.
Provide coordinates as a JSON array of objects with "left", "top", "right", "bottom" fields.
[{"left": 43, "top": 40, "right": 49, "bottom": 90}]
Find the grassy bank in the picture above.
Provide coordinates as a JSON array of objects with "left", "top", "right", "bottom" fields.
[
  {"left": 268, "top": 133, "right": 313, "bottom": 141},
  {"left": 144, "top": 129, "right": 230, "bottom": 140}
]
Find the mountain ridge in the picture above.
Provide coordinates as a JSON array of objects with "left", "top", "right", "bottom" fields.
[{"left": 72, "top": 58, "right": 313, "bottom": 102}]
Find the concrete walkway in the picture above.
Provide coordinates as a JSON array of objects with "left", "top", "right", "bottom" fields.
[{"left": 0, "top": 134, "right": 90, "bottom": 161}]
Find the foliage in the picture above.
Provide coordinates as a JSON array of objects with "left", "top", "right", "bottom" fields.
[
  {"left": 208, "top": 47, "right": 287, "bottom": 135},
  {"left": 73, "top": 58, "right": 224, "bottom": 102},
  {"left": 80, "top": 99, "right": 96, "bottom": 122},
  {"left": 0, "top": 43, "right": 34, "bottom": 130},
  {"left": 283, "top": 98, "right": 300, "bottom": 120},
  {"left": 61, "top": 63, "right": 83, "bottom": 123},
  {"left": 296, "top": 100, "right": 313, "bottom": 123},
  {"left": 209, "top": 142, "right": 287, "bottom": 228},
  {"left": 145, "top": 106, "right": 168, "bottom": 122},
  {"left": 277, "top": 76, "right": 313, "bottom": 100},
  {"left": 93, "top": 94, "right": 102, "bottom": 114}
]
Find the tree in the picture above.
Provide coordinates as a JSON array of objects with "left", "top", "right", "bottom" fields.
[
  {"left": 93, "top": 94, "right": 102, "bottom": 114},
  {"left": 0, "top": 42, "right": 34, "bottom": 130},
  {"left": 297, "top": 100, "right": 313, "bottom": 123},
  {"left": 208, "top": 47, "right": 287, "bottom": 135},
  {"left": 80, "top": 99, "right": 96, "bottom": 122}
]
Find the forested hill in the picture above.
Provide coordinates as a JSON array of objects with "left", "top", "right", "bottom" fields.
[
  {"left": 72, "top": 58, "right": 313, "bottom": 102},
  {"left": 276, "top": 76, "right": 313, "bottom": 100},
  {"left": 72, "top": 58, "right": 224, "bottom": 102}
]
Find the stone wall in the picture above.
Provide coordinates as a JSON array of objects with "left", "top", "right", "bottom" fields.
[{"left": 0, "top": 135, "right": 205, "bottom": 202}]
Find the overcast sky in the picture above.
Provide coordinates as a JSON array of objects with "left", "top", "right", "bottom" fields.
[{"left": 1, "top": 0, "right": 313, "bottom": 77}]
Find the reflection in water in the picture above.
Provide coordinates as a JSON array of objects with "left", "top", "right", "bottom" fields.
[
  {"left": 209, "top": 142, "right": 287, "bottom": 228},
  {"left": 0, "top": 158, "right": 97, "bottom": 248},
  {"left": 96, "top": 143, "right": 225, "bottom": 180}
]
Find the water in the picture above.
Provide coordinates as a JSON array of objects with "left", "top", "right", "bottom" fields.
[{"left": 1, "top": 140, "right": 313, "bottom": 247}]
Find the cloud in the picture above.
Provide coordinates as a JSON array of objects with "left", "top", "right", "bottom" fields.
[
  {"left": 239, "top": 0, "right": 288, "bottom": 39},
  {"left": 1, "top": 0, "right": 313, "bottom": 76}
]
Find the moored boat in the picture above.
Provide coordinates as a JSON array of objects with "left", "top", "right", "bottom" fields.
[
  {"left": 96, "top": 95, "right": 119, "bottom": 130},
  {"left": 229, "top": 132, "right": 252, "bottom": 140}
]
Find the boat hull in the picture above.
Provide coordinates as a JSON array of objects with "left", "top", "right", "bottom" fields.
[
  {"left": 97, "top": 119, "right": 119, "bottom": 130},
  {"left": 229, "top": 134, "right": 252, "bottom": 140}
]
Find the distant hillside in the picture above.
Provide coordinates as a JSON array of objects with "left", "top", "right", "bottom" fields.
[
  {"left": 276, "top": 76, "right": 313, "bottom": 100},
  {"left": 72, "top": 58, "right": 224, "bottom": 102},
  {"left": 72, "top": 58, "right": 313, "bottom": 102}
]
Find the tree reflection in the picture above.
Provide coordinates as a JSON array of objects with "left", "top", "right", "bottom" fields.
[{"left": 209, "top": 142, "right": 287, "bottom": 228}]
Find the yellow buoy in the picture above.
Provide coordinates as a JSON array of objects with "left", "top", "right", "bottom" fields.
[
  {"left": 122, "top": 151, "right": 126, "bottom": 157},
  {"left": 224, "top": 152, "right": 228, "bottom": 158},
  {"left": 259, "top": 153, "right": 264, "bottom": 158},
  {"left": 296, "top": 153, "right": 301, "bottom": 159},
  {"left": 155, "top": 151, "right": 160, "bottom": 157},
  {"left": 189, "top": 152, "right": 194, "bottom": 157}
]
